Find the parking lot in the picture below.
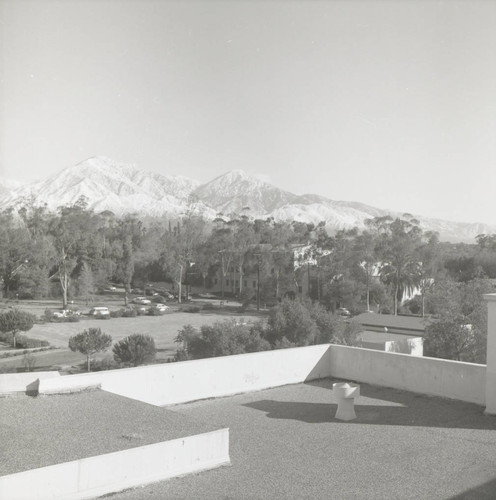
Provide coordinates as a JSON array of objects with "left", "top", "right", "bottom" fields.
[{"left": 0, "top": 296, "right": 265, "bottom": 372}]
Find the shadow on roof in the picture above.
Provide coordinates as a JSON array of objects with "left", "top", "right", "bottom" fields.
[
  {"left": 243, "top": 379, "right": 496, "bottom": 431},
  {"left": 243, "top": 399, "right": 496, "bottom": 430}
]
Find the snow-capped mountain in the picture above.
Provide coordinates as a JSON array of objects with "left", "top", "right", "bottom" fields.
[
  {"left": 1, "top": 157, "right": 495, "bottom": 243},
  {"left": 192, "top": 170, "right": 299, "bottom": 214},
  {"left": 0, "top": 177, "right": 22, "bottom": 198},
  {"left": 0, "top": 157, "right": 211, "bottom": 217}
]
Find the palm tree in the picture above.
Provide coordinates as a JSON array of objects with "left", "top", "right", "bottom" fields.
[
  {"left": 379, "top": 259, "right": 422, "bottom": 315},
  {"left": 352, "top": 231, "right": 377, "bottom": 311},
  {"left": 375, "top": 216, "right": 423, "bottom": 315}
]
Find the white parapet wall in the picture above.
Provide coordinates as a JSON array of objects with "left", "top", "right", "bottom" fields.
[
  {"left": 34, "top": 343, "right": 487, "bottom": 406},
  {"left": 329, "top": 344, "right": 486, "bottom": 405},
  {"left": 0, "top": 371, "right": 60, "bottom": 396},
  {"left": 484, "top": 294, "right": 496, "bottom": 414},
  {"left": 0, "top": 428, "right": 229, "bottom": 500},
  {"left": 38, "top": 344, "right": 332, "bottom": 406}
]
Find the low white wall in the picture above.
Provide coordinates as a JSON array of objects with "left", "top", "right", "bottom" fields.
[
  {"left": 0, "top": 428, "right": 229, "bottom": 500},
  {"left": 38, "top": 376, "right": 100, "bottom": 395},
  {"left": 329, "top": 345, "right": 486, "bottom": 405},
  {"left": 32, "top": 344, "right": 487, "bottom": 407},
  {"left": 0, "top": 371, "right": 60, "bottom": 395},
  {"left": 41, "top": 344, "right": 332, "bottom": 406}
]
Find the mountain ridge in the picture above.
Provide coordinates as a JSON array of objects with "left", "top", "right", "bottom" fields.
[{"left": 0, "top": 156, "right": 493, "bottom": 243}]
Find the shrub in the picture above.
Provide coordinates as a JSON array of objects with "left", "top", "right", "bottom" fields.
[
  {"left": 332, "top": 320, "right": 362, "bottom": 346},
  {"left": 0, "top": 345, "right": 52, "bottom": 358},
  {"left": 152, "top": 295, "right": 165, "bottom": 303},
  {"left": 148, "top": 307, "right": 165, "bottom": 316},
  {"left": 23, "top": 350, "right": 37, "bottom": 371},
  {"left": 265, "top": 298, "right": 319, "bottom": 346},
  {"left": 202, "top": 302, "right": 215, "bottom": 310},
  {"left": 240, "top": 288, "right": 254, "bottom": 308},
  {"left": 0, "top": 365, "right": 17, "bottom": 374},
  {"left": 172, "top": 348, "right": 190, "bottom": 362},
  {"left": 16, "top": 336, "right": 49, "bottom": 348},
  {"left": 309, "top": 302, "right": 343, "bottom": 344},
  {"left": 113, "top": 334, "right": 157, "bottom": 366},
  {"left": 110, "top": 309, "right": 124, "bottom": 318},
  {"left": 182, "top": 305, "right": 201, "bottom": 313},
  {"left": 0, "top": 331, "right": 48, "bottom": 349},
  {"left": 175, "top": 320, "right": 270, "bottom": 360},
  {"left": 90, "top": 355, "right": 119, "bottom": 371},
  {"left": 121, "top": 308, "right": 138, "bottom": 318},
  {"left": 273, "top": 337, "right": 297, "bottom": 349},
  {"left": 0, "top": 332, "right": 11, "bottom": 343},
  {"left": 44, "top": 309, "right": 54, "bottom": 320}
]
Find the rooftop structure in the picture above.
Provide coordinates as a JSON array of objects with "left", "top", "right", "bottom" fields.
[
  {"left": 1, "top": 294, "right": 496, "bottom": 498},
  {"left": 0, "top": 391, "right": 220, "bottom": 477},
  {"left": 112, "top": 379, "right": 496, "bottom": 500},
  {"left": 354, "top": 312, "right": 431, "bottom": 336},
  {"left": 357, "top": 330, "right": 423, "bottom": 356}
]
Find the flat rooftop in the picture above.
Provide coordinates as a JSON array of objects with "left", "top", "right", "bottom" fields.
[
  {"left": 358, "top": 330, "right": 421, "bottom": 343},
  {"left": 355, "top": 312, "right": 430, "bottom": 333},
  {"left": 0, "top": 390, "right": 219, "bottom": 476},
  {"left": 110, "top": 378, "right": 496, "bottom": 500}
]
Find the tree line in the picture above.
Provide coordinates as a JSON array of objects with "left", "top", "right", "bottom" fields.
[
  {"left": 0, "top": 197, "right": 322, "bottom": 306},
  {"left": 2, "top": 200, "right": 496, "bottom": 311},
  {"left": 2, "top": 198, "right": 496, "bottom": 362}
]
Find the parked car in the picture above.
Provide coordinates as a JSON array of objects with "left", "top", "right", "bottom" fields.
[
  {"left": 132, "top": 296, "right": 151, "bottom": 305},
  {"left": 150, "top": 303, "right": 169, "bottom": 313},
  {"left": 88, "top": 307, "right": 111, "bottom": 319},
  {"left": 133, "top": 304, "right": 150, "bottom": 313},
  {"left": 52, "top": 309, "right": 81, "bottom": 318},
  {"left": 336, "top": 307, "right": 351, "bottom": 318}
]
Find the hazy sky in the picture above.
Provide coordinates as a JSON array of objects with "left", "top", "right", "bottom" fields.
[{"left": 1, "top": 0, "right": 495, "bottom": 224}]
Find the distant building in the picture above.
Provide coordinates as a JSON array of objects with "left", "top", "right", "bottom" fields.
[
  {"left": 354, "top": 312, "right": 431, "bottom": 337},
  {"left": 357, "top": 330, "right": 423, "bottom": 356}
]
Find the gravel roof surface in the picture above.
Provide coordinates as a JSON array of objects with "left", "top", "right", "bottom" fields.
[
  {"left": 0, "top": 390, "right": 220, "bottom": 476},
  {"left": 110, "top": 378, "right": 496, "bottom": 500}
]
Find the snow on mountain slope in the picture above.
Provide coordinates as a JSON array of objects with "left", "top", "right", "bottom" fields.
[
  {"left": 1, "top": 157, "right": 199, "bottom": 215},
  {"left": 192, "top": 170, "right": 299, "bottom": 214},
  {"left": 0, "top": 178, "right": 22, "bottom": 202},
  {"left": 268, "top": 203, "right": 385, "bottom": 232},
  {"left": 0, "top": 157, "right": 495, "bottom": 242},
  {"left": 414, "top": 218, "right": 493, "bottom": 243}
]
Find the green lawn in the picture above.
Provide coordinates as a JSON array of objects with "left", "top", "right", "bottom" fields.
[{"left": 0, "top": 300, "right": 266, "bottom": 373}]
